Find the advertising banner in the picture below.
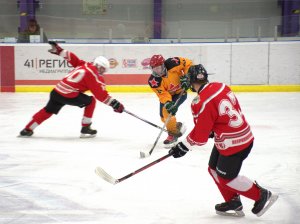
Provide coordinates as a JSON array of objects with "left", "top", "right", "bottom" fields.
[
  {"left": 14, "top": 44, "right": 204, "bottom": 85},
  {"left": 1, "top": 42, "right": 299, "bottom": 92}
]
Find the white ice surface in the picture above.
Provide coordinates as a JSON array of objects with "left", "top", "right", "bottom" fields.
[{"left": 0, "top": 92, "right": 299, "bottom": 224}]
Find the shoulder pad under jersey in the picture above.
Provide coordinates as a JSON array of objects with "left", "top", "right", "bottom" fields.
[
  {"left": 148, "top": 75, "right": 162, "bottom": 88},
  {"left": 164, "top": 57, "right": 181, "bottom": 71}
]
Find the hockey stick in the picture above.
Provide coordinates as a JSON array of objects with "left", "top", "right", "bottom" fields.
[
  {"left": 95, "top": 152, "right": 174, "bottom": 185},
  {"left": 124, "top": 109, "right": 167, "bottom": 133},
  {"left": 140, "top": 91, "right": 186, "bottom": 158},
  {"left": 140, "top": 114, "right": 172, "bottom": 158}
]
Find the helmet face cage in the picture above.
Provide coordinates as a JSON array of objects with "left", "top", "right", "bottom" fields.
[
  {"left": 150, "top": 54, "right": 166, "bottom": 77},
  {"left": 188, "top": 64, "right": 208, "bottom": 91},
  {"left": 151, "top": 64, "right": 167, "bottom": 77}
]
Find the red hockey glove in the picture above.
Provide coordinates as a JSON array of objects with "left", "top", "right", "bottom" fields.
[
  {"left": 48, "top": 41, "right": 63, "bottom": 55},
  {"left": 110, "top": 99, "right": 124, "bottom": 113},
  {"left": 169, "top": 142, "right": 189, "bottom": 158}
]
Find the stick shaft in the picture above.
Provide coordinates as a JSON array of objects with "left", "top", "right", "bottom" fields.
[
  {"left": 117, "top": 153, "right": 173, "bottom": 183},
  {"left": 148, "top": 114, "right": 171, "bottom": 155},
  {"left": 124, "top": 109, "right": 167, "bottom": 133},
  {"left": 146, "top": 91, "right": 186, "bottom": 156}
]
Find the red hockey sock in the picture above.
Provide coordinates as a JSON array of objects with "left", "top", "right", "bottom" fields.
[
  {"left": 220, "top": 176, "right": 260, "bottom": 201},
  {"left": 208, "top": 167, "right": 237, "bottom": 201},
  {"left": 82, "top": 97, "right": 96, "bottom": 126},
  {"left": 216, "top": 173, "right": 260, "bottom": 201},
  {"left": 84, "top": 97, "right": 96, "bottom": 117},
  {"left": 25, "top": 108, "right": 53, "bottom": 130}
]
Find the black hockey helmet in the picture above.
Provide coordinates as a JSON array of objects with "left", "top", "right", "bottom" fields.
[
  {"left": 187, "top": 64, "right": 209, "bottom": 92},
  {"left": 188, "top": 64, "right": 208, "bottom": 83}
]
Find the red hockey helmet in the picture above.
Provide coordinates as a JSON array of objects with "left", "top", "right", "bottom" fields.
[
  {"left": 150, "top": 54, "right": 166, "bottom": 77},
  {"left": 150, "top": 54, "right": 165, "bottom": 67}
]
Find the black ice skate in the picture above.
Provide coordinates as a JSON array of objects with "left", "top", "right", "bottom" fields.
[
  {"left": 19, "top": 128, "right": 33, "bottom": 137},
  {"left": 215, "top": 195, "right": 245, "bottom": 217},
  {"left": 80, "top": 124, "right": 97, "bottom": 138},
  {"left": 252, "top": 182, "right": 279, "bottom": 217}
]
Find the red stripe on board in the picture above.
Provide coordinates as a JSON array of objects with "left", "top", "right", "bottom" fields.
[
  {"left": 16, "top": 74, "right": 150, "bottom": 85},
  {"left": 0, "top": 46, "right": 15, "bottom": 92}
]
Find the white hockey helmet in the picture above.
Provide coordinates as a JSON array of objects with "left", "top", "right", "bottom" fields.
[{"left": 93, "top": 56, "right": 110, "bottom": 73}]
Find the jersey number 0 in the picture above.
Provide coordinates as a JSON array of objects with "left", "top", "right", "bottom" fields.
[{"left": 65, "top": 68, "right": 85, "bottom": 83}]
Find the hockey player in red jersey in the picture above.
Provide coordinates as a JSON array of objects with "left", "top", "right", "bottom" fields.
[
  {"left": 169, "top": 64, "right": 278, "bottom": 217},
  {"left": 19, "top": 41, "right": 124, "bottom": 138}
]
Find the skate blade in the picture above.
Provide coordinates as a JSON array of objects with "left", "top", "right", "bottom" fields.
[
  {"left": 216, "top": 210, "right": 245, "bottom": 217},
  {"left": 80, "top": 133, "right": 96, "bottom": 138},
  {"left": 17, "top": 135, "right": 32, "bottom": 138},
  {"left": 256, "top": 194, "right": 279, "bottom": 217}
]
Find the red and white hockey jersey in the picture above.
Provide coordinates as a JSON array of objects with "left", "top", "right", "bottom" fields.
[
  {"left": 185, "top": 82, "right": 254, "bottom": 156},
  {"left": 54, "top": 50, "right": 112, "bottom": 104}
]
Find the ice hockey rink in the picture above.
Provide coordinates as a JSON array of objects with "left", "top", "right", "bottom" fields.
[{"left": 0, "top": 91, "right": 299, "bottom": 224}]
